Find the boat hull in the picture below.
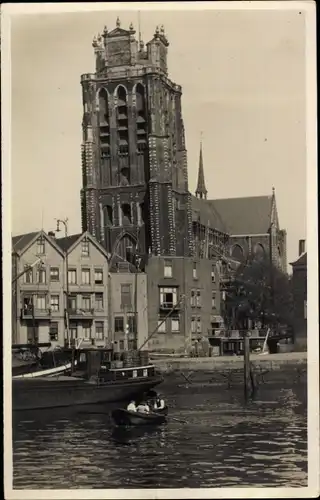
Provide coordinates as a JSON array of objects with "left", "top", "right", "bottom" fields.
[
  {"left": 112, "top": 407, "right": 167, "bottom": 426},
  {"left": 12, "top": 374, "right": 163, "bottom": 411}
]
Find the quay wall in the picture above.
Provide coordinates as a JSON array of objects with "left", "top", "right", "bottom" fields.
[{"left": 152, "top": 352, "right": 307, "bottom": 373}]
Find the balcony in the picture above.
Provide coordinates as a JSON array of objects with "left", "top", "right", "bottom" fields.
[
  {"left": 67, "top": 308, "right": 95, "bottom": 320},
  {"left": 21, "top": 307, "right": 51, "bottom": 320},
  {"left": 159, "top": 301, "right": 181, "bottom": 312}
]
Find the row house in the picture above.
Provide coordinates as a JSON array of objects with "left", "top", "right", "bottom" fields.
[{"left": 12, "top": 230, "right": 109, "bottom": 347}]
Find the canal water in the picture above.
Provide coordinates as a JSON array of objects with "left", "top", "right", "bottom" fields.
[{"left": 12, "top": 381, "right": 307, "bottom": 489}]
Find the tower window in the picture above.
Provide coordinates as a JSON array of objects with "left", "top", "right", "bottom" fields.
[
  {"left": 121, "top": 204, "right": 132, "bottom": 225},
  {"left": 120, "top": 167, "right": 130, "bottom": 186},
  {"left": 104, "top": 205, "right": 113, "bottom": 226}
]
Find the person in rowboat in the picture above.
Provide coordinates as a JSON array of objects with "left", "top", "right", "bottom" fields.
[
  {"left": 136, "top": 402, "right": 150, "bottom": 414},
  {"left": 127, "top": 400, "right": 137, "bottom": 412},
  {"left": 154, "top": 395, "right": 165, "bottom": 410}
]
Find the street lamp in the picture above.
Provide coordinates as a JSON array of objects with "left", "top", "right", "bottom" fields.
[{"left": 56, "top": 218, "right": 71, "bottom": 348}]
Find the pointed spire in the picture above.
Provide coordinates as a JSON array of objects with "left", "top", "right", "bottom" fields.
[{"left": 195, "top": 134, "right": 207, "bottom": 200}]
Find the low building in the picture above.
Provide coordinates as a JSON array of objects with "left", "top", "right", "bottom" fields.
[
  {"left": 290, "top": 239, "right": 307, "bottom": 351},
  {"left": 108, "top": 271, "right": 148, "bottom": 350}
]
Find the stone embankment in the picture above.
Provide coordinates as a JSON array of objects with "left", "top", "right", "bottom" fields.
[{"left": 151, "top": 351, "right": 307, "bottom": 373}]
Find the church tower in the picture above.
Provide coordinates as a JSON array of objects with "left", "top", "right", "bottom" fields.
[{"left": 80, "top": 19, "right": 193, "bottom": 266}]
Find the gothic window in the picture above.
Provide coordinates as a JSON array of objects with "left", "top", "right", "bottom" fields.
[
  {"left": 98, "top": 88, "right": 110, "bottom": 154},
  {"left": 139, "top": 202, "right": 146, "bottom": 225},
  {"left": 121, "top": 204, "right": 132, "bottom": 225},
  {"left": 120, "top": 167, "right": 130, "bottom": 185},
  {"left": 104, "top": 205, "right": 113, "bottom": 226},
  {"left": 116, "top": 86, "right": 129, "bottom": 154},
  {"left": 136, "top": 84, "right": 147, "bottom": 150},
  {"left": 231, "top": 244, "right": 245, "bottom": 263},
  {"left": 254, "top": 243, "right": 265, "bottom": 261}
]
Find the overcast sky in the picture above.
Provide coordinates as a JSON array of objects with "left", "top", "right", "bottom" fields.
[{"left": 11, "top": 5, "right": 308, "bottom": 265}]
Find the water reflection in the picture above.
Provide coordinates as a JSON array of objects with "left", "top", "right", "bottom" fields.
[{"left": 12, "top": 383, "right": 307, "bottom": 489}]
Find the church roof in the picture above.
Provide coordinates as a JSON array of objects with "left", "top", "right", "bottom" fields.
[
  {"left": 290, "top": 252, "right": 307, "bottom": 268},
  {"left": 208, "top": 195, "right": 273, "bottom": 235},
  {"left": 195, "top": 142, "right": 207, "bottom": 198},
  {"left": 191, "top": 195, "right": 228, "bottom": 234}
]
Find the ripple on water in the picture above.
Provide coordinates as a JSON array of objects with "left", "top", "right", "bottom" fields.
[{"left": 12, "top": 384, "right": 307, "bottom": 489}]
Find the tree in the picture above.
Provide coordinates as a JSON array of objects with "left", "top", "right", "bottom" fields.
[{"left": 223, "top": 256, "right": 293, "bottom": 330}]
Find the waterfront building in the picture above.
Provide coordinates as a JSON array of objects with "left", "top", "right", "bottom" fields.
[
  {"left": 290, "top": 239, "right": 307, "bottom": 351},
  {"left": 54, "top": 231, "right": 110, "bottom": 347},
  {"left": 12, "top": 230, "right": 110, "bottom": 347},
  {"left": 108, "top": 271, "right": 148, "bottom": 350},
  {"left": 12, "top": 231, "right": 65, "bottom": 346}
]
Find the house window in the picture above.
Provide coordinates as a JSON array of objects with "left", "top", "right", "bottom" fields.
[
  {"left": 193, "top": 262, "right": 198, "bottom": 279},
  {"left": 69, "top": 323, "right": 78, "bottom": 340},
  {"left": 68, "top": 295, "right": 77, "bottom": 311},
  {"left": 211, "top": 265, "right": 215, "bottom": 282},
  {"left": 81, "top": 240, "right": 89, "bottom": 257},
  {"left": 115, "top": 316, "right": 124, "bottom": 333},
  {"left": 37, "top": 268, "right": 46, "bottom": 284},
  {"left": 128, "top": 314, "right": 136, "bottom": 333},
  {"left": 37, "top": 238, "right": 45, "bottom": 255},
  {"left": 36, "top": 295, "right": 46, "bottom": 310},
  {"left": 164, "top": 260, "right": 173, "bottom": 278},
  {"left": 196, "top": 290, "right": 201, "bottom": 307},
  {"left": 81, "top": 295, "right": 91, "bottom": 311},
  {"left": 95, "top": 293, "right": 104, "bottom": 310},
  {"left": 50, "top": 295, "right": 59, "bottom": 312},
  {"left": 82, "top": 269, "right": 90, "bottom": 285},
  {"left": 121, "top": 284, "right": 132, "bottom": 308},
  {"left": 190, "top": 290, "right": 196, "bottom": 307},
  {"left": 212, "top": 292, "right": 216, "bottom": 309},
  {"left": 24, "top": 266, "right": 33, "bottom": 284},
  {"left": 129, "top": 339, "right": 137, "bottom": 350},
  {"left": 197, "top": 316, "right": 202, "bottom": 333},
  {"left": 82, "top": 322, "right": 91, "bottom": 339},
  {"left": 119, "top": 340, "right": 125, "bottom": 351},
  {"left": 158, "top": 319, "right": 166, "bottom": 332},
  {"left": 68, "top": 269, "right": 77, "bottom": 285},
  {"left": 171, "top": 318, "right": 180, "bottom": 332},
  {"left": 94, "top": 321, "right": 104, "bottom": 340},
  {"left": 191, "top": 316, "right": 196, "bottom": 333},
  {"left": 94, "top": 269, "right": 103, "bottom": 285},
  {"left": 159, "top": 287, "right": 178, "bottom": 308},
  {"left": 49, "top": 322, "right": 58, "bottom": 342},
  {"left": 50, "top": 267, "right": 59, "bottom": 282}
]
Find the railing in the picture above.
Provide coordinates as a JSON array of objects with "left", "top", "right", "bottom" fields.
[
  {"left": 21, "top": 307, "right": 51, "bottom": 319},
  {"left": 68, "top": 308, "right": 95, "bottom": 318},
  {"left": 159, "top": 302, "right": 181, "bottom": 311}
]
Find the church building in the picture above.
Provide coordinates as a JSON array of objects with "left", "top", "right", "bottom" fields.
[{"left": 80, "top": 19, "right": 287, "bottom": 351}]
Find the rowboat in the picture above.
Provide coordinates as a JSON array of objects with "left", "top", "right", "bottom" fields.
[{"left": 111, "top": 406, "right": 168, "bottom": 427}]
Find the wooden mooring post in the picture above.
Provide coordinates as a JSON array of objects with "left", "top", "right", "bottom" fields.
[{"left": 244, "top": 332, "right": 251, "bottom": 401}]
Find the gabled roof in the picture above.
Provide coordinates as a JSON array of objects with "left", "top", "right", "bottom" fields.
[
  {"left": 208, "top": 195, "right": 273, "bottom": 235},
  {"left": 56, "top": 231, "right": 110, "bottom": 258},
  {"left": 12, "top": 230, "right": 65, "bottom": 257},
  {"left": 107, "top": 27, "right": 132, "bottom": 37},
  {"left": 191, "top": 195, "right": 228, "bottom": 234},
  {"left": 290, "top": 252, "right": 307, "bottom": 268},
  {"left": 12, "top": 232, "right": 40, "bottom": 253}
]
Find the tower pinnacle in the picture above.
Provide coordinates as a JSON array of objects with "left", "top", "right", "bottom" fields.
[{"left": 195, "top": 135, "right": 207, "bottom": 200}]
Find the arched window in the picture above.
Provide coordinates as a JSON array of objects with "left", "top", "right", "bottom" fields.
[
  {"left": 136, "top": 84, "right": 147, "bottom": 151},
  {"left": 98, "top": 88, "right": 109, "bottom": 124},
  {"left": 231, "top": 244, "right": 244, "bottom": 263},
  {"left": 116, "top": 86, "right": 129, "bottom": 154},
  {"left": 254, "top": 243, "right": 265, "bottom": 261},
  {"left": 104, "top": 205, "right": 113, "bottom": 226},
  {"left": 121, "top": 204, "right": 132, "bottom": 225}
]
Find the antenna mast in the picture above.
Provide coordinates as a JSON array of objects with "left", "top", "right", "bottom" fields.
[{"left": 138, "top": 10, "right": 141, "bottom": 45}]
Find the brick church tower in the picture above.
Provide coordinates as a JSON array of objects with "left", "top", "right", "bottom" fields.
[{"left": 80, "top": 18, "right": 193, "bottom": 267}]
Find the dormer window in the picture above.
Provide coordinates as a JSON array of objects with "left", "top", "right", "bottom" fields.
[{"left": 81, "top": 240, "right": 89, "bottom": 257}]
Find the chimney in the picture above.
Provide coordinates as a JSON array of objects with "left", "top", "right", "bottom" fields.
[
  {"left": 298, "top": 239, "right": 305, "bottom": 256},
  {"left": 48, "top": 231, "right": 56, "bottom": 239}
]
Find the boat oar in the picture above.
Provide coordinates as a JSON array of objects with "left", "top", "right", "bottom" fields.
[{"left": 148, "top": 411, "right": 187, "bottom": 424}]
